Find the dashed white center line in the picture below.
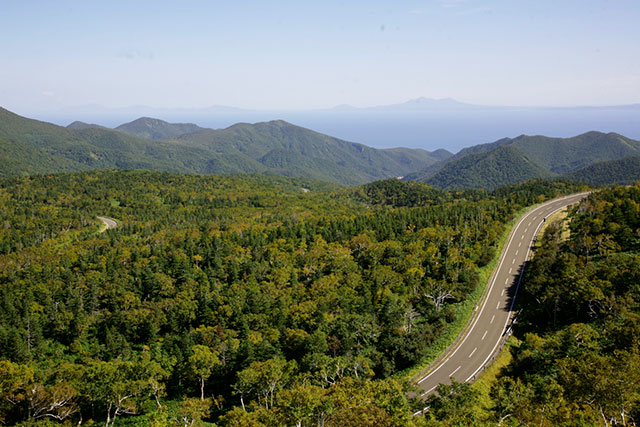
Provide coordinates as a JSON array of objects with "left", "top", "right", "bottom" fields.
[
  {"left": 482, "top": 330, "right": 488, "bottom": 340},
  {"left": 491, "top": 314, "right": 496, "bottom": 323},
  {"left": 449, "top": 366, "right": 461, "bottom": 377},
  {"left": 524, "top": 228, "right": 528, "bottom": 233},
  {"left": 518, "top": 242, "right": 522, "bottom": 247},
  {"left": 528, "top": 221, "right": 531, "bottom": 226},
  {"left": 505, "top": 278, "right": 509, "bottom": 284},
  {"left": 515, "top": 250, "right": 519, "bottom": 256},
  {"left": 509, "top": 267, "right": 512, "bottom": 274},
  {"left": 501, "top": 288, "right": 505, "bottom": 296},
  {"left": 521, "top": 234, "right": 524, "bottom": 239},
  {"left": 512, "top": 258, "right": 515, "bottom": 264},
  {"left": 469, "top": 347, "right": 477, "bottom": 358}
]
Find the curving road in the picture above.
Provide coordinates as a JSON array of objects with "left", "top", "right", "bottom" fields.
[
  {"left": 97, "top": 216, "right": 118, "bottom": 232},
  {"left": 413, "top": 192, "right": 590, "bottom": 406}
]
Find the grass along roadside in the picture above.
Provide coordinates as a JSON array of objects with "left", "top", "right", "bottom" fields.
[
  {"left": 398, "top": 205, "right": 531, "bottom": 382},
  {"left": 471, "top": 337, "right": 519, "bottom": 409},
  {"left": 537, "top": 206, "right": 570, "bottom": 244},
  {"left": 97, "top": 216, "right": 119, "bottom": 233},
  {"left": 469, "top": 203, "right": 576, "bottom": 401}
]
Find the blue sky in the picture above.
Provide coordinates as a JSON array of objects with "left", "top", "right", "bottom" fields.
[{"left": 1, "top": 0, "right": 639, "bottom": 112}]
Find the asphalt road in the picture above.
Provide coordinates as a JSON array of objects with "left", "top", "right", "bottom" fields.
[
  {"left": 413, "top": 192, "right": 590, "bottom": 405},
  {"left": 97, "top": 216, "right": 118, "bottom": 232}
]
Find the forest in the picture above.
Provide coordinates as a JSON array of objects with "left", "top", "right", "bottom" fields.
[
  {"left": 0, "top": 170, "right": 603, "bottom": 426},
  {"left": 421, "top": 184, "right": 640, "bottom": 426}
]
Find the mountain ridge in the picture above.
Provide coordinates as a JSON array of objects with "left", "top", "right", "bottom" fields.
[
  {"left": 0, "top": 107, "right": 446, "bottom": 185},
  {"left": 115, "top": 117, "right": 205, "bottom": 140},
  {"left": 405, "top": 131, "right": 640, "bottom": 188},
  {"left": 423, "top": 145, "right": 557, "bottom": 190}
]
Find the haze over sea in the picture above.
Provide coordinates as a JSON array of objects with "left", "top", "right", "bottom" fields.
[{"left": 37, "top": 103, "right": 640, "bottom": 153}]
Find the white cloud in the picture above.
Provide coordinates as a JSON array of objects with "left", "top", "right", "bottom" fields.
[
  {"left": 440, "top": 0, "right": 468, "bottom": 8},
  {"left": 459, "top": 7, "right": 492, "bottom": 15},
  {"left": 117, "top": 48, "right": 155, "bottom": 60},
  {"left": 42, "top": 91, "right": 55, "bottom": 97}
]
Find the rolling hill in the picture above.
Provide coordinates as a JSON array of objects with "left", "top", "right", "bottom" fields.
[
  {"left": 0, "top": 107, "right": 446, "bottom": 185},
  {"left": 451, "top": 131, "right": 640, "bottom": 174},
  {"left": 564, "top": 156, "right": 640, "bottom": 185},
  {"left": 67, "top": 121, "right": 107, "bottom": 130},
  {"left": 406, "top": 131, "right": 640, "bottom": 189},
  {"left": 115, "top": 117, "right": 204, "bottom": 140},
  {"left": 422, "top": 145, "right": 556, "bottom": 190}
]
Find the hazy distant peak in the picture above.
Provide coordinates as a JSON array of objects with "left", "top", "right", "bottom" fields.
[
  {"left": 429, "top": 148, "right": 455, "bottom": 161},
  {"left": 67, "top": 121, "right": 106, "bottom": 130},
  {"left": 403, "top": 97, "right": 466, "bottom": 106},
  {"left": 330, "top": 104, "right": 358, "bottom": 111},
  {"left": 225, "top": 119, "right": 295, "bottom": 131},
  {"left": 115, "top": 116, "right": 204, "bottom": 140}
]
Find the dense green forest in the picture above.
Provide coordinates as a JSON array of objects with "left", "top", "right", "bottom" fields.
[
  {"left": 0, "top": 171, "right": 585, "bottom": 425},
  {"left": 566, "top": 156, "right": 640, "bottom": 186},
  {"left": 421, "top": 145, "right": 556, "bottom": 190},
  {"left": 406, "top": 131, "right": 640, "bottom": 189},
  {"left": 443, "top": 131, "right": 640, "bottom": 175},
  {"left": 0, "top": 107, "right": 445, "bottom": 186},
  {"left": 421, "top": 184, "right": 640, "bottom": 426}
]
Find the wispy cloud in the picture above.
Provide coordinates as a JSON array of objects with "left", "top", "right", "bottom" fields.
[
  {"left": 439, "top": 0, "right": 468, "bottom": 9},
  {"left": 438, "top": 1, "right": 492, "bottom": 15},
  {"left": 459, "top": 7, "right": 492, "bottom": 15},
  {"left": 41, "top": 91, "right": 55, "bottom": 97},
  {"left": 117, "top": 48, "right": 154, "bottom": 60}
]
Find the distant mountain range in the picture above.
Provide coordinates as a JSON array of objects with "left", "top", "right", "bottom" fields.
[
  {"left": 39, "top": 97, "right": 640, "bottom": 117},
  {"left": 0, "top": 107, "right": 450, "bottom": 186},
  {"left": 405, "top": 131, "right": 640, "bottom": 189},
  {"left": 2, "top": 106, "right": 640, "bottom": 188}
]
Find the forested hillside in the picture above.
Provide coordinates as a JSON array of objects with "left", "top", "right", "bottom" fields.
[
  {"left": 0, "top": 107, "right": 445, "bottom": 186},
  {"left": 115, "top": 117, "right": 204, "bottom": 140},
  {"left": 422, "top": 145, "right": 556, "bottom": 190},
  {"left": 451, "top": 131, "right": 640, "bottom": 174},
  {"left": 0, "top": 171, "right": 583, "bottom": 425},
  {"left": 406, "top": 131, "right": 640, "bottom": 189},
  {"left": 421, "top": 184, "right": 640, "bottom": 426},
  {"left": 565, "top": 156, "right": 640, "bottom": 185}
]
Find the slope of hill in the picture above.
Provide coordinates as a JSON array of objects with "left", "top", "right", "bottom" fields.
[
  {"left": 67, "top": 121, "right": 107, "bottom": 130},
  {"left": 454, "top": 131, "right": 640, "bottom": 174},
  {"left": 0, "top": 107, "right": 218, "bottom": 178},
  {"left": 406, "top": 131, "right": 640, "bottom": 188},
  {"left": 565, "top": 156, "right": 640, "bottom": 185},
  {"left": 0, "top": 107, "right": 443, "bottom": 185},
  {"left": 115, "top": 117, "right": 204, "bottom": 140},
  {"left": 424, "top": 145, "right": 556, "bottom": 190},
  {"left": 173, "top": 119, "right": 446, "bottom": 185}
]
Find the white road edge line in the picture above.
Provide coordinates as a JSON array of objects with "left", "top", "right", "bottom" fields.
[
  {"left": 464, "top": 193, "right": 589, "bottom": 382},
  {"left": 415, "top": 201, "right": 546, "bottom": 384},
  {"left": 415, "top": 193, "right": 591, "bottom": 390}
]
